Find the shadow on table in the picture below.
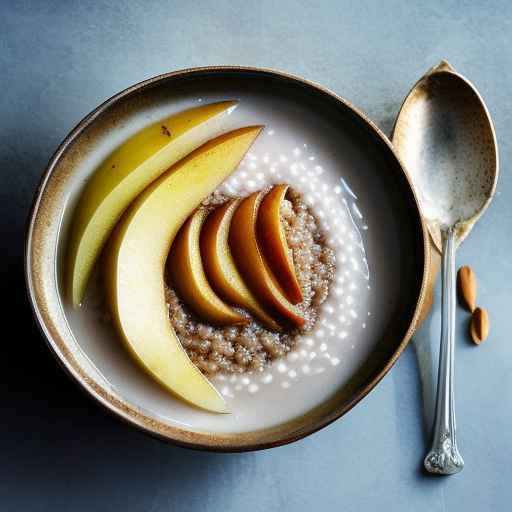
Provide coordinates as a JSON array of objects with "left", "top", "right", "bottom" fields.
[{"left": 0, "top": 124, "right": 244, "bottom": 509}]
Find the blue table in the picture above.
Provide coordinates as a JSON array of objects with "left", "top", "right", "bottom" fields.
[{"left": 2, "top": 1, "right": 511, "bottom": 510}]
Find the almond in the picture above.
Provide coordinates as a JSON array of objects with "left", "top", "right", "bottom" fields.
[
  {"left": 457, "top": 265, "right": 477, "bottom": 312},
  {"left": 469, "top": 307, "right": 489, "bottom": 345}
]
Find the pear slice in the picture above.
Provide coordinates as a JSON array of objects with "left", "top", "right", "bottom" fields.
[
  {"left": 229, "top": 192, "right": 305, "bottom": 328},
  {"left": 258, "top": 185, "right": 303, "bottom": 304},
  {"left": 68, "top": 100, "right": 237, "bottom": 307},
  {"left": 104, "top": 126, "right": 263, "bottom": 413},
  {"left": 200, "top": 200, "right": 281, "bottom": 331},
  {"left": 168, "top": 208, "right": 248, "bottom": 326}
]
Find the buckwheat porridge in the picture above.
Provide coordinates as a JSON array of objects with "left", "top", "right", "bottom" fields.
[{"left": 165, "top": 188, "right": 336, "bottom": 376}]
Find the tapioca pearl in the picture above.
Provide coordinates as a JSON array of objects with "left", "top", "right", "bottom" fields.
[
  {"left": 338, "top": 331, "right": 348, "bottom": 340},
  {"left": 330, "top": 357, "right": 341, "bottom": 366},
  {"left": 349, "top": 309, "right": 358, "bottom": 319},
  {"left": 281, "top": 381, "right": 291, "bottom": 389},
  {"left": 221, "top": 387, "right": 232, "bottom": 398},
  {"left": 277, "top": 362, "right": 287, "bottom": 373},
  {"left": 334, "top": 287, "right": 344, "bottom": 298},
  {"left": 313, "top": 330, "right": 324, "bottom": 341},
  {"left": 248, "top": 383, "right": 259, "bottom": 394},
  {"left": 319, "top": 343, "right": 328, "bottom": 352},
  {"left": 324, "top": 306, "right": 334, "bottom": 315},
  {"left": 279, "top": 155, "right": 288, "bottom": 163},
  {"left": 288, "top": 369, "right": 298, "bottom": 379},
  {"left": 261, "top": 373, "right": 273, "bottom": 384},
  {"left": 288, "top": 352, "right": 299, "bottom": 362}
]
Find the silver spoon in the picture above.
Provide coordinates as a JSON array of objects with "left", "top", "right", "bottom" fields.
[{"left": 392, "top": 61, "right": 498, "bottom": 475}]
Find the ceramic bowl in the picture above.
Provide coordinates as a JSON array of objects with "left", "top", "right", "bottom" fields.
[{"left": 25, "top": 67, "right": 428, "bottom": 451}]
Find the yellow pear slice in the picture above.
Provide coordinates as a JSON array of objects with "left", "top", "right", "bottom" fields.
[
  {"left": 104, "top": 126, "right": 263, "bottom": 413},
  {"left": 68, "top": 100, "right": 237, "bottom": 307},
  {"left": 168, "top": 208, "right": 249, "bottom": 326},
  {"left": 200, "top": 200, "right": 281, "bottom": 331}
]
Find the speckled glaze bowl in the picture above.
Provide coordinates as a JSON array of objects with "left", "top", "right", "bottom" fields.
[{"left": 25, "top": 67, "right": 429, "bottom": 451}]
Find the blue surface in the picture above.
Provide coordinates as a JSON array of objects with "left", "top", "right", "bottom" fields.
[{"left": 2, "top": 1, "right": 512, "bottom": 510}]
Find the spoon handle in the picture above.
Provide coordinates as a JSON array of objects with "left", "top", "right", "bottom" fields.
[{"left": 424, "top": 227, "right": 464, "bottom": 475}]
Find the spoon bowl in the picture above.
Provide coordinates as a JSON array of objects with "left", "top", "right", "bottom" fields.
[{"left": 393, "top": 60, "right": 498, "bottom": 251}]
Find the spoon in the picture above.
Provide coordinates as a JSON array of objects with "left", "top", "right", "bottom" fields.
[{"left": 392, "top": 61, "right": 498, "bottom": 475}]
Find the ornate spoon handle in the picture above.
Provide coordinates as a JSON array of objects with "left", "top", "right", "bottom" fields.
[{"left": 424, "top": 227, "right": 464, "bottom": 475}]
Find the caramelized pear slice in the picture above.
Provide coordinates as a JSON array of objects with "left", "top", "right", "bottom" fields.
[
  {"left": 229, "top": 192, "right": 305, "bottom": 328},
  {"left": 169, "top": 208, "right": 248, "bottom": 326},
  {"left": 258, "top": 185, "right": 303, "bottom": 304},
  {"left": 200, "top": 200, "right": 281, "bottom": 331}
]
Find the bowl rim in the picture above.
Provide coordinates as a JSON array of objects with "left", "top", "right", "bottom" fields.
[{"left": 25, "top": 65, "right": 429, "bottom": 452}]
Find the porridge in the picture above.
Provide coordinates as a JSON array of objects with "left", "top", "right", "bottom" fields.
[{"left": 165, "top": 187, "right": 335, "bottom": 376}]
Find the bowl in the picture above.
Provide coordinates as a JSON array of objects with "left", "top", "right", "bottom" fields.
[{"left": 25, "top": 67, "right": 428, "bottom": 451}]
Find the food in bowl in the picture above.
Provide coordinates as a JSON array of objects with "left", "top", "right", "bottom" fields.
[
  {"left": 67, "top": 101, "right": 360, "bottom": 414},
  {"left": 166, "top": 187, "right": 335, "bottom": 376}
]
